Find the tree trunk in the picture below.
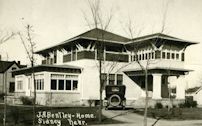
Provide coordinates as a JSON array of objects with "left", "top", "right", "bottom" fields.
[
  {"left": 143, "top": 70, "right": 148, "bottom": 126},
  {"left": 98, "top": 47, "right": 102, "bottom": 123}
]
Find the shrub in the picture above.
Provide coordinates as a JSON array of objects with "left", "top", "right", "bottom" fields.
[
  {"left": 20, "top": 96, "right": 33, "bottom": 105},
  {"left": 178, "top": 100, "right": 197, "bottom": 108},
  {"left": 178, "top": 103, "right": 185, "bottom": 108},
  {"left": 154, "top": 102, "right": 163, "bottom": 109},
  {"left": 0, "top": 93, "right": 5, "bottom": 100}
]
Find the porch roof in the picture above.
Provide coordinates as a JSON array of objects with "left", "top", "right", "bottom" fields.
[
  {"left": 124, "top": 67, "right": 192, "bottom": 76},
  {"left": 12, "top": 64, "right": 82, "bottom": 75}
]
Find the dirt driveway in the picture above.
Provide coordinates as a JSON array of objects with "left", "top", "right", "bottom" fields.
[{"left": 90, "top": 109, "right": 202, "bottom": 126}]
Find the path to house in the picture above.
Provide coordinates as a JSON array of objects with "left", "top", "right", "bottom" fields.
[{"left": 89, "top": 109, "right": 202, "bottom": 126}]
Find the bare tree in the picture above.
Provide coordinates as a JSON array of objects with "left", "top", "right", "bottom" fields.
[
  {"left": 0, "top": 31, "right": 15, "bottom": 126},
  {"left": 82, "top": 0, "right": 114, "bottom": 123},
  {"left": 122, "top": 3, "right": 170, "bottom": 125},
  {"left": 18, "top": 24, "right": 36, "bottom": 126}
]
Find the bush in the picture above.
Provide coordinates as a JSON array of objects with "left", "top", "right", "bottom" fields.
[
  {"left": 20, "top": 96, "right": 33, "bottom": 105},
  {"left": 154, "top": 102, "right": 163, "bottom": 109},
  {"left": 178, "top": 100, "right": 197, "bottom": 108},
  {"left": 0, "top": 93, "right": 5, "bottom": 100}
]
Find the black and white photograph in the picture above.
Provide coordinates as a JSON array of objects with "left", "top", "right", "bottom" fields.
[{"left": 0, "top": 0, "right": 202, "bottom": 126}]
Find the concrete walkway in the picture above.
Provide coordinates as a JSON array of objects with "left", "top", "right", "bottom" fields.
[{"left": 89, "top": 109, "right": 202, "bottom": 126}]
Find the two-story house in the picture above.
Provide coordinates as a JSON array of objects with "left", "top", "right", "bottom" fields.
[
  {"left": 0, "top": 61, "right": 26, "bottom": 95},
  {"left": 12, "top": 28, "right": 197, "bottom": 107}
]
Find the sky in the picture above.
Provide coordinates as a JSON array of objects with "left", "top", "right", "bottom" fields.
[{"left": 0, "top": 0, "right": 202, "bottom": 87}]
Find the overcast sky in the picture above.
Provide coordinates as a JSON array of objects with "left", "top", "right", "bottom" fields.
[{"left": 0, "top": 0, "right": 202, "bottom": 86}]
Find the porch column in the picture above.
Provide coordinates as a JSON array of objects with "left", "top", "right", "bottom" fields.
[
  {"left": 176, "top": 75, "right": 185, "bottom": 99},
  {"left": 152, "top": 74, "right": 162, "bottom": 99}
]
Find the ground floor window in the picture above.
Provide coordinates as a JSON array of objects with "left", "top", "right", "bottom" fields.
[
  {"left": 51, "top": 79, "right": 57, "bottom": 90},
  {"left": 51, "top": 74, "right": 79, "bottom": 91},
  {"left": 35, "top": 79, "right": 44, "bottom": 90},
  {"left": 17, "top": 80, "right": 23, "bottom": 90},
  {"left": 9, "top": 82, "right": 15, "bottom": 93},
  {"left": 102, "top": 73, "right": 123, "bottom": 86}
]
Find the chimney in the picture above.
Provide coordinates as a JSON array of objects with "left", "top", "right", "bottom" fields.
[{"left": 17, "top": 61, "right": 20, "bottom": 65}]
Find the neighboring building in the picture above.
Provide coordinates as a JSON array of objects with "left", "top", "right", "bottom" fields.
[
  {"left": 12, "top": 28, "right": 197, "bottom": 106},
  {"left": 0, "top": 61, "right": 26, "bottom": 95},
  {"left": 186, "top": 86, "right": 202, "bottom": 106}
]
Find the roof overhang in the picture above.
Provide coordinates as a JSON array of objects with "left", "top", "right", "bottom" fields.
[
  {"left": 124, "top": 67, "right": 193, "bottom": 76},
  {"left": 35, "top": 37, "right": 126, "bottom": 55},
  {"left": 12, "top": 64, "right": 82, "bottom": 76}
]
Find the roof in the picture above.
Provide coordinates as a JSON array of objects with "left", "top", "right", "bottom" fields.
[
  {"left": 186, "top": 86, "right": 202, "bottom": 94},
  {"left": 124, "top": 67, "right": 192, "bottom": 76},
  {"left": 36, "top": 28, "right": 130, "bottom": 54},
  {"left": 12, "top": 64, "right": 82, "bottom": 75},
  {"left": 127, "top": 33, "right": 199, "bottom": 45},
  {"left": 70, "top": 28, "right": 130, "bottom": 43},
  {"left": 36, "top": 30, "right": 198, "bottom": 54},
  {"left": 0, "top": 61, "right": 26, "bottom": 73}
]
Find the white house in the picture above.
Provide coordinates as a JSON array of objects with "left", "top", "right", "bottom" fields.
[{"left": 12, "top": 28, "right": 197, "bottom": 107}]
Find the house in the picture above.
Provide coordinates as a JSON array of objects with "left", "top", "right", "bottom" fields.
[
  {"left": 12, "top": 28, "right": 197, "bottom": 107},
  {"left": 0, "top": 61, "right": 26, "bottom": 95},
  {"left": 186, "top": 86, "right": 202, "bottom": 106}
]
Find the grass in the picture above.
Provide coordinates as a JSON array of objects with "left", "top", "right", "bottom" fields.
[
  {"left": 0, "top": 104, "right": 121, "bottom": 126},
  {"left": 133, "top": 107, "right": 202, "bottom": 120}
]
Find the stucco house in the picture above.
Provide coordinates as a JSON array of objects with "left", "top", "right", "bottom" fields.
[
  {"left": 0, "top": 61, "right": 26, "bottom": 95},
  {"left": 12, "top": 28, "right": 197, "bottom": 107}
]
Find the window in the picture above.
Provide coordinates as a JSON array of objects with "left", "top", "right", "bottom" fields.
[
  {"left": 17, "top": 81, "right": 23, "bottom": 90},
  {"left": 73, "top": 80, "right": 78, "bottom": 90},
  {"left": 171, "top": 53, "right": 175, "bottom": 59},
  {"left": 142, "top": 54, "right": 145, "bottom": 60},
  {"left": 162, "top": 52, "right": 166, "bottom": 59},
  {"left": 148, "top": 53, "right": 151, "bottom": 59},
  {"left": 181, "top": 53, "right": 185, "bottom": 61},
  {"left": 50, "top": 74, "right": 79, "bottom": 91},
  {"left": 117, "top": 74, "right": 123, "bottom": 85},
  {"left": 176, "top": 53, "right": 179, "bottom": 60},
  {"left": 139, "top": 54, "right": 142, "bottom": 60},
  {"left": 36, "top": 79, "right": 44, "bottom": 90},
  {"left": 109, "top": 74, "right": 115, "bottom": 85},
  {"left": 65, "top": 80, "right": 71, "bottom": 90},
  {"left": 51, "top": 79, "right": 57, "bottom": 90},
  {"left": 58, "top": 80, "right": 64, "bottom": 90},
  {"left": 9, "top": 82, "right": 15, "bottom": 93},
  {"left": 167, "top": 52, "right": 170, "bottom": 59},
  {"left": 145, "top": 53, "right": 148, "bottom": 60},
  {"left": 151, "top": 52, "right": 154, "bottom": 59}
]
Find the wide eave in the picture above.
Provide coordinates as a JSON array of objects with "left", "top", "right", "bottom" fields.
[{"left": 12, "top": 64, "right": 82, "bottom": 75}]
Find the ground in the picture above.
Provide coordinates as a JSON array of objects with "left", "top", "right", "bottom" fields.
[
  {"left": 89, "top": 109, "right": 202, "bottom": 126},
  {"left": 0, "top": 103, "right": 202, "bottom": 126}
]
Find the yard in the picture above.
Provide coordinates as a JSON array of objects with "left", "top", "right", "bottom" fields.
[{"left": 0, "top": 104, "right": 120, "bottom": 126}]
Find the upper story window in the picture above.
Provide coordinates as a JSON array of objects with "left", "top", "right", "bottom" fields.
[{"left": 181, "top": 53, "right": 185, "bottom": 61}]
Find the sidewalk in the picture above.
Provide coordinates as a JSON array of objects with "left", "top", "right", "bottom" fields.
[{"left": 89, "top": 109, "right": 202, "bottom": 126}]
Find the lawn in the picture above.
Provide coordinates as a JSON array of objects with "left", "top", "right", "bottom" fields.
[
  {"left": 0, "top": 104, "right": 121, "bottom": 126},
  {"left": 133, "top": 107, "right": 202, "bottom": 120}
]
